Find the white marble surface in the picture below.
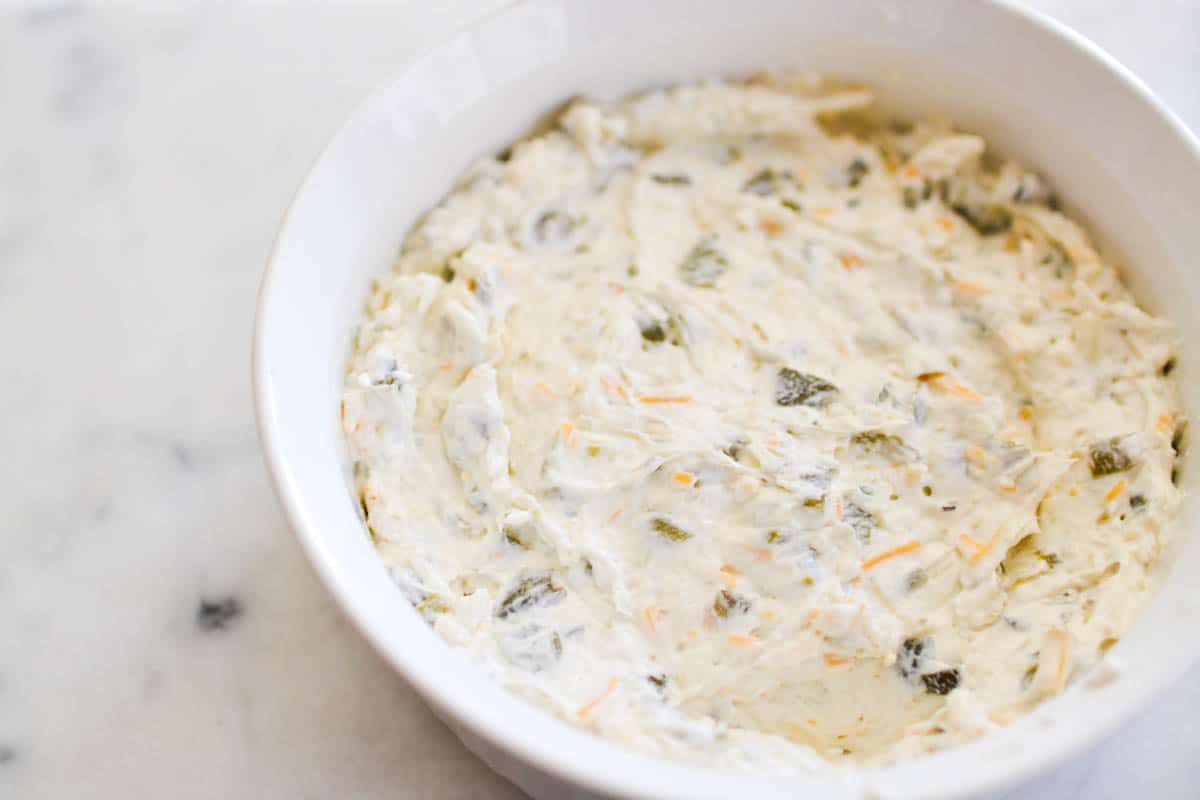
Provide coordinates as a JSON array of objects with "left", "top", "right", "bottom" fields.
[{"left": 2, "top": 1, "right": 1197, "bottom": 797}]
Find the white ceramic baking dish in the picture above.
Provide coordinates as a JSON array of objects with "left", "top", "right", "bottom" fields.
[{"left": 254, "top": 1, "right": 1200, "bottom": 797}]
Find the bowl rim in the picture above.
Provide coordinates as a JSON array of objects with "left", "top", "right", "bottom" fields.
[{"left": 254, "top": 1, "right": 1200, "bottom": 797}]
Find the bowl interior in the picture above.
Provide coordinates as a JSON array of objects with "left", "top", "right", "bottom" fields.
[{"left": 256, "top": 1, "right": 1200, "bottom": 797}]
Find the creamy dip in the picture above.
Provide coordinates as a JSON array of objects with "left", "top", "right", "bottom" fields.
[{"left": 342, "top": 75, "right": 1184, "bottom": 769}]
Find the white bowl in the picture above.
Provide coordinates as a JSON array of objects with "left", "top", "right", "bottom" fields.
[{"left": 254, "top": 1, "right": 1200, "bottom": 797}]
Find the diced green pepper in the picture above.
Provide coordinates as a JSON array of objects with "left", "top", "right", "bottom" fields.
[
  {"left": 496, "top": 573, "right": 565, "bottom": 618},
  {"left": 680, "top": 239, "right": 728, "bottom": 288},
  {"left": 951, "top": 203, "right": 1012, "bottom": 235},
  {"left": 846, "top": 158, "right": 869, "bottom": 188},
  {"left": 652, "top": 517, "right": 692, "bottom": 542},
  {"left": 776, "top": 367, "right": 838, "bottom": 407},
  {"left": 921, "top": 669, "right": 960, "bottom": 695},
  {"left": 712, "top": 589, "right": 751, "bottom": 617},
  {"left": 1088, "top": 439, "right": 1133, "bottom": 477}
]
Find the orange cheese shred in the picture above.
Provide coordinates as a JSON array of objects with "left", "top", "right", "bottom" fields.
[
  {"left": 964, "top": 446, "right": 988, "bottom": 466},
  {"left": 939, "top": 380, "right": 982, "bottom": 400},
  {"left": 737, "top": 543, "right": 775, "bottom": 561},
  {"left": 577, "top": 677, "right": 619, "bottom": 719},
  {"left": 959, "top": 533, "right": 991, "bottom": 563},
  {"left": 638, "top": 395, "right": 692, "bottom": 404},
  {"left": 559, "top": 421, "right": 576, "bottom": 446},
  {"left": 861, "top": 539, "right": 922, "bottom": 570},
  {"left": 1054, "top": 630, "right": 1069, "bottom": 691}
]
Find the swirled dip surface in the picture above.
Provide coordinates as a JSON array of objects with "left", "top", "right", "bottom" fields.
[{"left": 343, "top": 76, "right": 1184, "bottom": 769}]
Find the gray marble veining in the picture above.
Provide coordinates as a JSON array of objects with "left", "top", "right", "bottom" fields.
[{"left": 1, "top": 2, "right": 1196, "bottom": 798}]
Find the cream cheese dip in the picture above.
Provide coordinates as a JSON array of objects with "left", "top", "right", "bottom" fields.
[{"left": 342, "top": 75, "right": 1184, "bottom": 770}]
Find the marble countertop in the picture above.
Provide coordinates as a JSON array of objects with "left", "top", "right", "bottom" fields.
[{"left": 2, "top": 1, "right": 1197, "bottom": 797}]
